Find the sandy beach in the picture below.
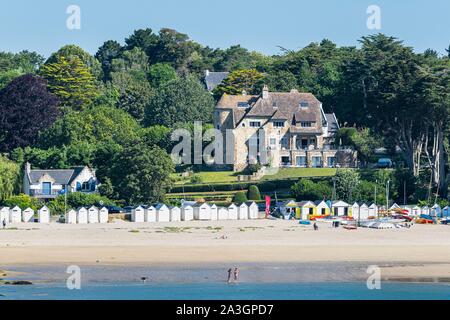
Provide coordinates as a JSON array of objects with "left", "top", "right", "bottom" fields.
[{"left": 1, "top": 219, "right": 450, "bottom": 282}]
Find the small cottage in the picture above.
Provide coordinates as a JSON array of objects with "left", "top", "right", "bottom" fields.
[
  {"left": 368, "top": 203, "right": 378, "bottom": 217},
  {"left": 218, "top": 207, "right": 229, "bottom": 220},
  {"left": 245, "top": 202, "right": 259, "bottom": 219},
  {"left": 193, "top": 202, "right": 211, "bottom": 220},
  {"left": 296, "top": 201, "right": 316, "bottom": 220},
  {"left": 331, "top": 200, "right": 350, "bottom": 216},
  {"left": 65, "top": 209, "right": 77, "bottom": 224},
  {"left": 227, "top": 204, "right": 238, "bottom": 220},
  {"left": 10, "top": 206, "right": 22, "bottom": 223},
  {"left": 237, "top": 202, "right": 249, "bottom": 220},
  {"left": 88, "top": 206, "right": 99, "bottom": 224},
  {"left": 156, "top": 204, "right": 170, "bottom": 222},
  {"left": 99, "top": 207, "right": 109, "bottom": 223},
  {"left": 77, "top": 207, "right": 88, "bottom": 224},
  {"left": 181, "top": 203, "right": 194, "bottom": 221},
  {"left": 38, "top": 206, "right": 50, "bottom": 223},
  {"left": 145, "top": 206, "right": 157, "bottom": 222},
  {"left": 169, "top": 206, "right": 181, "bottom": 222},
  {"left": 210, "top": 204, "right": 218, "bottom": 221},
  {"left": 0, "top": 207, "right": 10, "bottom": 223},
  {"left": 131, "top": 206, "right": 145, "bottom": 223},
  {"left": 22, "top": 207, "right": 35, "bottom": 223},
  {"left": 315, "top": 200, "right": 330, "bottom": 216},
  {"left": 357, "top": 203, "right": 370, "bottom": 220}
]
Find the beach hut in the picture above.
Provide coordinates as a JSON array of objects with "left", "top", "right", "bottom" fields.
[
  {"left": 368, "top": 203, "right": 378, "bottom": 217},
  {"left": 218, "top": 207, "right": 229, "bottom": 220},
  {"left": 227, "top": 204, "right": 238, "bottom": 220},
  {"left": 279, "top": 200, "right": 298, "bottom": 219},
  {"left": 77, "top": 207, "right": 88, "bottom": 224},
  {"left": 145, "top": 206, "right": 157, "bottom": 223},
  {"left": 351, "top": 202, "right": 359, "bottom": 219},
  {"left": 65, "top": 209, "right": 77, "bottom": 224},
  {"left": 181, "top": 203, "right": 194, "bottom": 221},
  {"left": 99, "top": 207, "right": 109, "bottom": 223},
  {"left": 389, "top": 203, "right": 401, "bottom": 211},
  {"left": 421, "top": 206, "right": 430, "bottom": 215},
  {"left": 10, "top": 206, "right": 22, "bottom": 223},
  {"left": 131, "top": 206, "right": 145, "bottom": 223},
  {"left": 331, "top": 201, "right": 350, "bottom": 217},
  {"left": 88, "top": 206, "right": 99, "bottom": 223},
  {"left": 412, "top": 206, "right": 421, "bottom": 216},
  {"left": 358, "top": 203, "right": 370, "bottom": 220},
  {"left": 193, "top": 202, "right": 211, "bottom": 220},
  {"left": 156, "top": 204, "right": 170, "bottom": 222},
  {"left": 210, "top": 204, "right": 218, "bottom": 221},
  {"left": 442, "top": 206, "right": 450, "bottom": 218},
  {"left": 245, "top": 202, "right": 259, "bottom": 219},
  {"left": 314, "top": 200, "right": 330, "bottom": 216},
  {"left": 22, "top": 208, "right": 35, "bottom": 223},
  {"left": 38, "top": 206, "right": 50, "bottom": 223},
  {"left": 0, "top": 207, "right": 10, "bottom": 223},
  {"left": 169, "top": 206, "right": 181, "bottom": 222},
  {"left": 237, "top": 202, "right": 249, "bottom": 220},
  {"left": 430, "top": 204, "right": 441, "bottom": 218},
  {"left": 296, "top": 201, "right": 316, "bottom": 220}
]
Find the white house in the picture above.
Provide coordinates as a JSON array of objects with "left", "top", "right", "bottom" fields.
[
  {"left": 218, "top": 207, "right": 229, "bottom": 220},
  {"left": 65, "top": 209, "right": 77, "bottom": 224},
  {"left": 77, "top": 207, "right": 88, "bottom": 224},
  {"left": 237, "top": 202, "right": 249, "bottom": 220},
  {"left": 145, "top": 206, "right": 157, "bottom": 222},
  {"left": 38, "top": 206, "right": 50, "bottom": 223},
  {"left": 331, "top": 200, "right": 350, "bottom": 216},
  {"left": 23, "top": 163, "right": 99, "bottom": 201},
  {"left": 88, "top": 206, "right": 99, "bottom": 224},
  {"left": 368, "top": 203, "right": 378, "bottom": 217},
  {"left": 193, "top": 202, "right": 211, "bottom": 220},
  {"left": 0, "top": 207, "right": 10, "bottom": 223},
  {"left": 245, "top": 202, "right": 259, "bottom": 219},
  {"left": 412, "top": 206, "right": 421, "bottom": 216},
  {"left": 10, "top": 206, "right": 22, "bottom": 223},
  {"left": 210, "top": 204, "right": 218, "bottom": 221},
  {"left": 169, "top": 206, "right": 181, "bottom": 222},
  {"left": 181, "top": 203, "right": 194, "bottom": 221},
  {"left": 131, "top": 206, "right": 145, "bottom": 223},
  {"left": 99, "top": 207, "right": 109, "bottom": 223},
  {"left": 22, "top": 208, "right": 35, "bottom": 223},
  {"left": 156, "top": 204, "right": 170, "bottom": 222},
  {"left": 227, "top": 204, "right": 238, "bottom": 220}
]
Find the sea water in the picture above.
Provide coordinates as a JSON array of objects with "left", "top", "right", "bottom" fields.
[{"left": 1, "top": 282, "right": 449, "bottom": 300}]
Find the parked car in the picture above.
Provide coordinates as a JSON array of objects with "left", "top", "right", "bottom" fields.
[
  {"left": 377, "top": 158, "right": 393, "bottom": 168},
  {"left": 105, "top": 205, "right": 123, "bottom": 214},
  {"left": 123, "top": 206, "right": 134, "bottom": 213}
]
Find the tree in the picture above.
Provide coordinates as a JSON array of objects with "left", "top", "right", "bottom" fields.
[
  {"left": 335, "top": 127, "right": 379, "bottom": 164},
  {"left": 291, "top": 178, "right": 331, "bottom": 201},
  {"left": 144, "top": 76, "right": 214, "bottom": 127},
  {"left": 4, "top": 194, "right": 42, "bottom": 211},
  {"left": 0, "top": 74, "right": 59, "bottom": 152},
  {"left": 47, "top": 192, "right": 115, "bottom": 215},
  {"left": 247, "top": 185, "right": 261, "bottom": 200},
  {"left": 335, "top": 169, "right": 361, "bottom": 203},
  {"left": 213, "top": 69, "right": 264, "bottom": 99},
  {"left": 116, "top": 80, "right": 152, "bottom": 122},
  {"left": 233, "top": 192, "right": 248, "bottom": 203},
  {"left": 0, "top": 51, "right": 44, "bottom": 88},
  {"left": 40, "top": 56, "right": 98, "bottom": 111},
  {"left": 0, "top": 156, "right": 20, "bottom": 202},
  {"left": 109, "top": 144, "right": 174, "bottom": 204},
  {"left": 95, "top": 40, "right": 123, "bottom": 81},
  {"left": 148, "top": 63, "right": 178, "bottom": 88}
]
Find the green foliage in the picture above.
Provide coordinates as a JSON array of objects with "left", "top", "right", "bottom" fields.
[
  {"left": 335, "top": 169, "right": 361, "bottom": 203},
  {"left": 291, "top": 178, "right": 332, "bottom": 201},
  {"left": 213, "top": 69, "right": 264, "bottom": 99},
  {"left": 0, "top": 156, "right": 20, "bottom": 202},
  {"left": 0, "top": 51, "right": 44, "bottom": 88},
  {"left": 4, "top": 194, "right": 42, "bottom": 211},
  {"left": 47, "top": 192, "right": 115, "bottom": 215},
  {"left": 247, "top": 185, "right": 261, "bottom": 200},
  {"left": 190, "top": 175, "right": 204, "bottom": 184},
  {"left": 148, "top": 63, "right": 178, "bottom": 87},
  {"left": 335, "top": 127, "right": 379, "bottom": 163},
  {"left": 233, "top": 191, "right": 248, "bottom": 203}
]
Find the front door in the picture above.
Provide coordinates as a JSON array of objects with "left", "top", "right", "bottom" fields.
[{"left": 42, "top": 182, "right": 52, "bottom": 195}]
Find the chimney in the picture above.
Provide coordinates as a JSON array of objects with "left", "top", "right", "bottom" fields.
[
  {"left": 205, "top": 69, "right": 210, "bottom": 77},
  {"left": 25, "top": 162, "right": 31, "bottom": 173},
  {"left": 290, "top": 88, "right": 299, "bottom": 93},
  {"left": 262, "top": 85, "right": 269, "bottom": 99}
]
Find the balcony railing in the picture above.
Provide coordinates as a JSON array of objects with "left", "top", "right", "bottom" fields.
[{"left": 30, "top": 190, "right": 60, "bottom": 197}]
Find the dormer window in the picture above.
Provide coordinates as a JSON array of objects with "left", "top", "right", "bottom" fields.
[
  {"left": 273, "top": 121, "right": 285, "bottom": 128},
  {"left": 237, "top": 102, "right": 249, "bottom": 108},
  {"left": 272, "top": 102, "right": 277, "bottom": 108},
  {"left": 300, "top": 102, "right": 309, "bottom": 108}
]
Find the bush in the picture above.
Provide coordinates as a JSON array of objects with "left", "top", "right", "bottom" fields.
[
  {"left": 4, "top": 194, "right": 43, "bottom": 210},
  {"left": 190, "top": 175, "right": 204, "bottom": 184},
  {"left": 291, "top": 178, "right": 332, "bottom": 201},
  {"left": 233, "top": 192, "right": 248, "bottom": 203},
  {"left": 47, "top": 192, "right": 116, "bottom": 215},
  {"left": 247, "top": 185, "right": 261, "bottom": 200}
]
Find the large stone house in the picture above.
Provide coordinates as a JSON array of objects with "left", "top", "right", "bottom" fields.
[
  {"left": 214, "top": 86, "right": 357, "bottom": 171},
  {"left": 23, "top": 163, "right": 99, "bottom": 200}
]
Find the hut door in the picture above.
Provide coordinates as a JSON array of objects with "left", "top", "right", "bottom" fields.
[
  {"left": 333, "top": 207, "right": 338, "bottom": 216},
  {"left": 344, "top": 207, "right": 348, "bottom": 216}
]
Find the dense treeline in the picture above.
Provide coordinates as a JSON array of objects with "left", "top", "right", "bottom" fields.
[{"left": 0, "top": 28, "right": 449, "bottom": 205}]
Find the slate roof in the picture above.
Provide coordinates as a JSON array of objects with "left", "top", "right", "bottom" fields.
[
  {"left": 204, "top": 71, "right": 229, "bottom": 91},
  {"left": 28, "top": 167, "right": 86, "bottom": 185},
  {"left": 325, "top": 113, "right": 339, "bottom": 134}
]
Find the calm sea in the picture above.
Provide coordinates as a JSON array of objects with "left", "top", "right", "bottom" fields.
[{"left": 1, "top": 282, "right": 449, "bottom": 300}]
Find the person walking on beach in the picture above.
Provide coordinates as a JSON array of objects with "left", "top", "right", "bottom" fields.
[
  {"left": 227, "top": 268, "right": 232, "bottom": 283},
  {"left": 313, "top": 222, "right": 319, "bottom": 231},
  {"left": 233, "top": 267, "right": 239, "bottom": 282},
  {"left": 2, "top": 219, "right": 6, "bottom": 229}
]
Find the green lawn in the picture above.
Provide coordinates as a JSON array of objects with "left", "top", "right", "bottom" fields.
[
  {"left": 172, "top": 171, "right": 239, "bottom": 184},
  {"left": 261, "top": 168, "right": 337, "bottom": 181}
]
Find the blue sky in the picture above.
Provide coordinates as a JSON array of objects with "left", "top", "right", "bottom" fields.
[{"left": 0, "top": 0, "right": 449, "bottom": 58}]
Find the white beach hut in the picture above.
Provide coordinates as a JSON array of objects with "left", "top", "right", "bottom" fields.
[
  {"left": 193, "top": 202, "right": 211, "bottom": 220},
  {"left": 169, "top": 206, "right": 181, "bottom": 222},
  {"left": 246, "top": 202, "right": 259, "bottom": 219},
  {"left": 237, "top": 202, "right": 249, "bottom": 220},
  {"left": 77, "top": 207, "right": 88, "bottom": 224},
  {"left": 65, "top": 209, "right": 77, "bottom": 224},
  {"left": 314, "top": 200, "right": 331, "bottom": 216},
  {"left": 99, "top": 207, "right": 109, "bottom": 223},
  {"left": 412, "top": 206, "right": 421, "bottom": 216},
  {"left": 351, "top": 202, "right": 360, "bottom": 219},
  {"left": 390, "top": 203, "right": 401, "bottom": 211},
  {"left": 422, "top": 206, "right": 430, "bottom": 215},
  {"left": 210, "top": 204, "right": 218, "bottom": 221},
  {"left": 22, "top": 208, "right": 35, "bottom": 223},
  {"left": 218, "top": 207, "right": 229, "bottom": 220},
  {"left": 368, "top": 203, "right": 378, "bottom": 217},
  {"left": 181, "top": 203, "right": 194, "bottom": 221},
  {"left": 156, "top": 204, "right": 170, "bottom": 222},
  {"left": 38, "top": 206, "right": 50, "bottom": 224},
  {"left": 145, "top": 206, "right": 157, "bottom": 222},
  {"left": 227, "top": 204, "right": 238, "bottom": 220},
  {"left": 431, "top": 204, "right": 441, "bottom": 217},
  {"left": 331, "top": 201, "right": 350, "bottom": 216},
  {"left": 88, "top": 206, "right": 99, "bottom": 223},
  {"left": 0, "top": 207, "right": 10, "bottom": 223},
  {"left": 10, "top": 206, "right": 22, "bottom": 223},
  {"left": 358, "top": 203, "right": 370, "bottom": 220},
  {"left": 131, "top": 206, "right": 145, "bottom": 223}
]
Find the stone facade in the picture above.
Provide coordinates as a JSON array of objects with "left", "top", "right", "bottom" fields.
[{"left": 214, "top": 86, "right": 357, "bottom": 171}]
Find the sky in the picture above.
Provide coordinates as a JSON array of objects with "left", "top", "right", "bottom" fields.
[{"left": 0, "top": 0, "right": 449, "bottom": 58}]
